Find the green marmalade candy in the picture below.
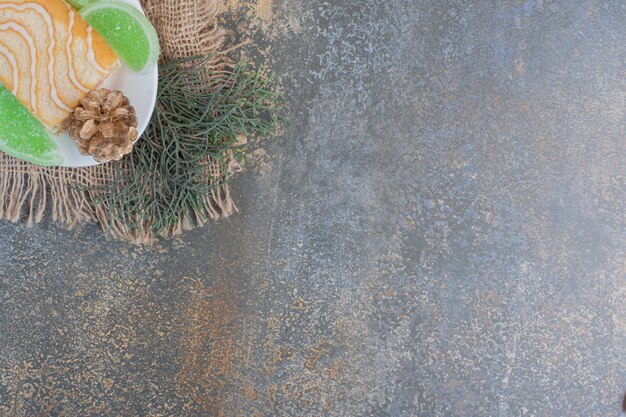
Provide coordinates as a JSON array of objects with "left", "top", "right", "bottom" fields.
[
  {"left": 0, "top": 85, "right": 63, "bottom": 166},
  {"left": 80, "top": 1, "right": 160, "bottom": 74}
]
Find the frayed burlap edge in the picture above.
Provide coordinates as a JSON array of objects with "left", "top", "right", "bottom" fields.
[{"left": 0, "top": 0, "right": 239, "bottom": 244}]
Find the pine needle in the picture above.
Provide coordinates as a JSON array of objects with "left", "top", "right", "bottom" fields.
[{"left": 89, "top": 55, "right": 284, "bottom": 240}]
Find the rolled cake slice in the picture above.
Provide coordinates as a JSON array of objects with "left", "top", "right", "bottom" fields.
[{"left": 0, "top": 0, "right": 119, "bottom": 131}]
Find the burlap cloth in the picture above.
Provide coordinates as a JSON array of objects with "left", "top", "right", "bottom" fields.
[{"left": 0, "top": 0, "right": 237, "bottom": 244}]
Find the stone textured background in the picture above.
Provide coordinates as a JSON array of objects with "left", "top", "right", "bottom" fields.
[{"left": 1, "top": 0, "right": 625, "bottom": 416}]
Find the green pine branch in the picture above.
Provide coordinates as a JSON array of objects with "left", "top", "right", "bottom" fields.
[{"left": 88, "top": 54, "right": 285, "bottom": 239}]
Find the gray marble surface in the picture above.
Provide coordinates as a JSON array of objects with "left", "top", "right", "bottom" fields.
[{"left": 0, "top": 1, "right": 625, "bottom": 416}]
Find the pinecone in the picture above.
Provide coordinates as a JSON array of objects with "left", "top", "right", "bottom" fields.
[{"left": 68, "top": 89, "right": 138, "bottom": 163}]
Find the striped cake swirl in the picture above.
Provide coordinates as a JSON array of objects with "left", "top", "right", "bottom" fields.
[{"left": 0, "top": 0, "right": 119, "bottom": 130}]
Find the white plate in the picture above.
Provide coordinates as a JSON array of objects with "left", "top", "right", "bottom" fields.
[{"left": 57, "top": 0, "right": 158, "bottom": 167}]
